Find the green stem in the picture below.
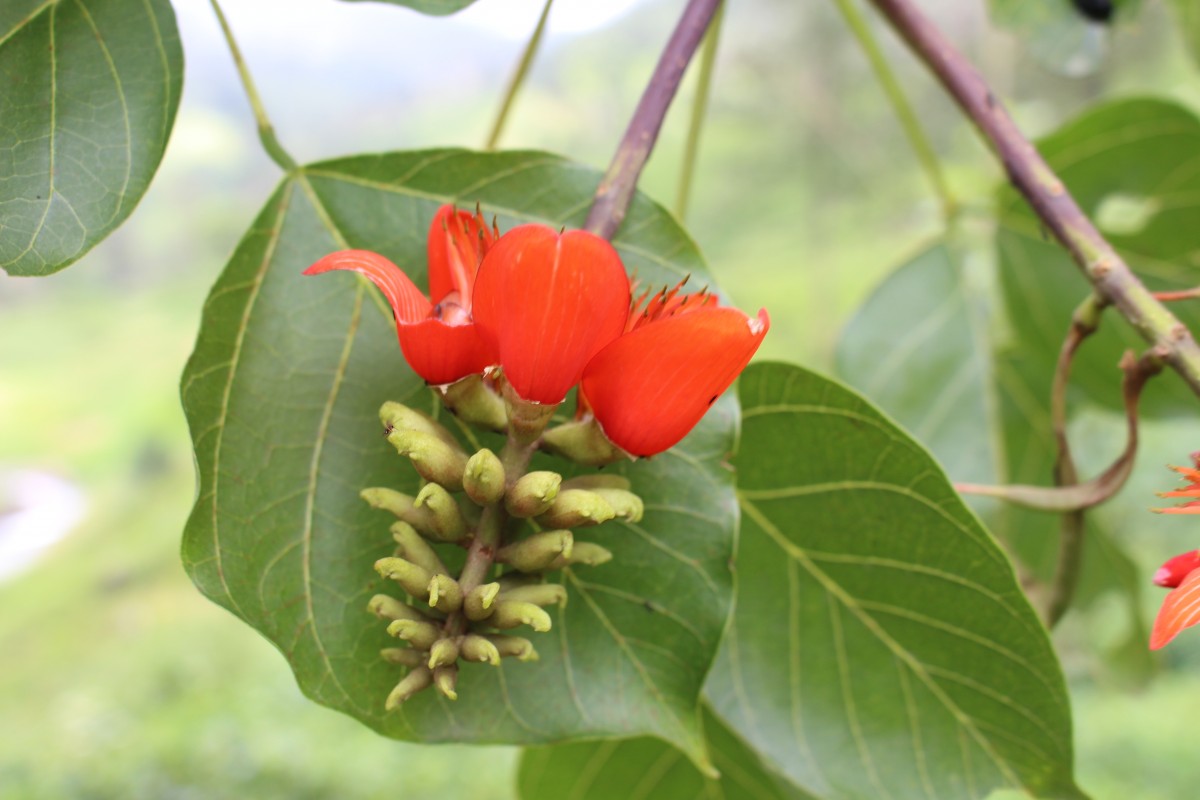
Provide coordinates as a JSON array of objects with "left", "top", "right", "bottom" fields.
[
  {"left": 832, "top": 0, "right": 955, "bottom": 223},
  {"left": 209, "top": 0, "right": 298, "bottom": 173},
  {"left": 674, "top": 0, "right": 724, "bottom": 221},
  {"left": 484, "top": 0, "right": 555, "bottom": 150}
]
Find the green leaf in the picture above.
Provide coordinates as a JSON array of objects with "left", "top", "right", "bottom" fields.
[
  {"left": 0, "top": 0, "right": 183, "bottom": 276},
  {"left": 1170, "top": 0, "right": 1200, "bottom": 67},
  {"left": 707, "top": 362, "right": 1083, "bottom": 800},
  {"left": 517, "top": 707, "right": 815, "bottom": 800},
  {"left": 180, "top": 150, "right": 736, "bottom": 768},
  {"left": 338, "top": 0, "right": 478, "bottom": 16}
]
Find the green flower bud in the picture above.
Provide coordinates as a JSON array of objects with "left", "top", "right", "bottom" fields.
[
  {"left": 496, "top": 530, "right": 574, "bottom": 573},
  {"left": 553, "top": 541, "right": 613, "bottom": 569},
  {"left": 434, "top": 664, "right": 459, "bottom": 701},
  {"left": 438, "top": 374, "right": 507, "bottom": 432},
  {"left": 390, "top": 522, "right": 449, "bottom": 575},
  {"left": 427, "top": 574, "right": 463, "bottom": 614},
  {"left": 463, "top": 582, "right": 501, "bottom": 621},
  {"left": 386, "top": 618, "right": 441, "bottom": 650},
  {"left": 490, "top": 600, "right": 553, "bottom": 632},
  {"left": 386, "top": 429, "right": 468, "bottom": 491},
  {"left": 463, "top": 448, "right": 506, "bottom": 506},
  {"left": 561, "top": 474, "right": 632, "bottom": 492},
  {"left": 375, "top": 557, "right": 435, "bottom": 598},
  {"left": 536, "top": 489, "right": 616, "bottom": 528},
  {"left": 380, "top": 647, "right": 426, "bottom": 668},
  {"left": 504, "top": 471, "right": 562, "bottom": 518},
  {"left": 486, "top": 634, "right": 539, "bottom": 662},
  {"left": 459, "top": 634, "right": 501, "bottom": 665},
  {"left": 361, "top": 487, "right": 439, "bottom": 537},
  {"left": 379, "top": 401, "right": 459, "bottom": 447},
  {"left": 385, "top": 666, "right": 432, "bottom": 710},
  {"left": 414, "top": 483, "right": 469, "bottom": 542},
  {"left": 367, "top": 594, "right": 435, "bottom": 623},
  {"left": 498, "top": 583, "right": 568, "bottom": 608},
  {"left": 588, "top": 488, "right": 644, "bottom": 523},
  {"left": 541, "top": 418, "right": 629, "bottom": 466},
  {"left": 428, "top": 637, "right": 460, "bottom": 669}
]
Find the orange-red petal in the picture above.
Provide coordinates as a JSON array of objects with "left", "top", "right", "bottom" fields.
[
  {"left": 1150, "top": 567, "right": 1200, "bottom": 649},
  {"left": 397, "top": 318, "right": 495, "bottom": 386},
  {"left": 581, "top": 306, "right": 769, "bottom": 457},
  {"left": 427, "top": 205, "right": 495, "bottom": 306},
  {"left": 1153, "top": 549, "right": 1200, "bottom": 588},
  {"left": 305, "top": 250, "right": 431, "bottom": 322},
  {"left": 472, "top": 224, "right": 630, "bottom": 405}
]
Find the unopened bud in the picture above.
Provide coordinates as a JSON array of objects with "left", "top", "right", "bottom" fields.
[
  {"left": 491, "top": 600, "right": 553, "bottom": 632},
  {"left": 390, "top": 522, "right": 449, "bottom": 575},
  {"left": 434, "top": 664, "right": 459, "bottom": 700},
  {"left": 561, "top": 474, "right": 632, "bottom": 492},
  {"left": 438, "top": 374, "right": 507, "bottom": 432},
  {"left": 553, "top": 541, "right": 613, "bottom": 568},
  {"left": 541, "top": 418, "right": 629, "bottom": 466},
  {"left": 367, "top": 593, "right": 434, "bottom": 623},
  {"left": 361, "top": 487, "right": 439, "bottom": 537},
  {"left": 460, "top": 633, "right": 501, "bottom": 665},
  {"left": 498, "top": 583, "right": 568, "bottom": 608},
  {"left": 463, "top": 449, "right": 506, "bottom": 505},
  {"left": 589, "top": 488, "right": 643, "bottom": 523},
  {"left": 536, "top": 489, "right": 615, "bottom": 528},
  {"left": 414, "top": 483, "right": 468, "bottom": 542},
  {"left": 427, "top": 574, "right": 464, "bottom": 613},
  {"left": 380, "top": 647, "right": 426, "bottom": 668},
  {"left": 486, "top": 634, "right": 539, "bottom": 661},
  {"left": 505, "top": 471, "right": 561, "bottom": 518},
  {"left": 379, "top": 401, "right": 459, "bottom": 447},
  {"left": 464, "top": 582, "right": 501, "bottom": 621},
  {"left": 428, "top": 637, "right": 460, "bottom": 669},
  {"left": 386, "top": 618, "right": 441, "bottom": 650},
  {"left": 386, "top": 429, "right": 468, "bottom": 490},
  {"left": 375, "top": 557, "right": 435, "bottom": 598},
  {"left": 497, "top": 530, "right": 574, "bottom": 572},
  {"left": 385, "top": 666, "right": 432, "bottom": 710}
]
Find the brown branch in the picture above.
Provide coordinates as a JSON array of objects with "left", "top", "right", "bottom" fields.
[
  {"left": 585, "top": 0, "right": 724, "bottom": 240},
  {"left": 865, "top": 0, "right": 1200, "bottom": 399}
]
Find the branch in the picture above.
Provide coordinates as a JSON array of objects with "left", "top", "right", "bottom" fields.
[
  {"left": 674, "top": 0, "right": 724, "bottom": 222},
  {"left": 585, "top": 0, "right": 724, "bottom": 240},
  {"left": 865, "top": 0, "right": 1200, "bottom": 398},
  {"left": 484, "top": 0, "right": 555, "bottom": 150}
]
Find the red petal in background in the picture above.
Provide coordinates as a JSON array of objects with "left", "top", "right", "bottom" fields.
[
  {"left": 1153, "top": 549, "right": 1200, "bottom": 588},
  {"left": 1150, "top": 567, "right": 1200, "bottom": 650},
  {"left": 581, "top": 306, "right": 769, "bottom": 457},
  {"left": 473, "top": 225, "right": 630, "bottom": 405},
  {"left": 427, "top": 205, "right": 495, "bottom": 306}
]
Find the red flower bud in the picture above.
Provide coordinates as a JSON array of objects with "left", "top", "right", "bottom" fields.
[
  {"left": 303, "top": 205, "right": 496, "bottom": 385},
  {"left": 1150, "top": 563, "right": 1200, "bottom": 650},
  {"left": 472, "top": 225, "right": 630, "bottom": 405},
  {"left": 581, "top": 284, "right": 769, "bottom": 457},
  {"left": 1153, "top": 549, "right": 1200, "bottom": 588}
]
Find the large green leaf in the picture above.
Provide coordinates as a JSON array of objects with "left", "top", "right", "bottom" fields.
[
  {"left": 338, "top": 0, "right": 478, "bottom": 15},
  {"left": 706, "top": 362, "right": 1083, "bottom": 800},
  {"left": 517, "top": 707, "right": 814, "bottom": 800},
  {"left": 0, "top": 0, "right": 183, "bottom": 277},
  {"left": 180, "top": 150, "right": 736, "bottom": 767}
]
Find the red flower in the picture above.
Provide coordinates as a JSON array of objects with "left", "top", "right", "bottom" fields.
[
  {"left": 1154, "top": 549, "right": 1200, "bottom": 588},
  {"left": 580, "top": 281, "right": 769, "bottom": 457},
  {"left": 472, "top": 224, "right": 630, "bottom": 405},
  {"left": 1151, "top": 555, "right": 1200, "bottom": 650},
  {"left": 304, "top": 205, "right": 496, "bottom": 386},
  {"left": 1152, "top": 460, "right": 1200, "bottom": 514}
]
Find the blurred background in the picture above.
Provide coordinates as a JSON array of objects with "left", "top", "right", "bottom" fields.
[{"left": 2, "top": 0, "right": 1199, "bottom": 796}]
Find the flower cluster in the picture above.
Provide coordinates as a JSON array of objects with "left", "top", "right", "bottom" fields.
[
  {"left": 305, "top": 204, "right": 768, "bottom": 458},
  {"left": 1149, "top": 457, "right": 1200, "bottom": 650}
]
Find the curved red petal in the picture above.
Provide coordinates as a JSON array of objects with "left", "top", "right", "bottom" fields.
[
  {"left": 1153, "top": 549, "right": 1200, "bottom": 588},
  {"left": 427, "top": 205, "right": 495, "bottom": 305},
  {"left": 304, "top": 250, "right": 431, "bottom": 323},
  {"left": 397, "top": 319, "right": 495, "bottom": 386},
  {"left": 582, "top": 306, "right": 769, "bottom": 456},
  {"left": 1150, "top": 567, "right": 1200, "bottom": 649},
  {"left": 473, "top": 225, "right": 630, "bottom": 404}
]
